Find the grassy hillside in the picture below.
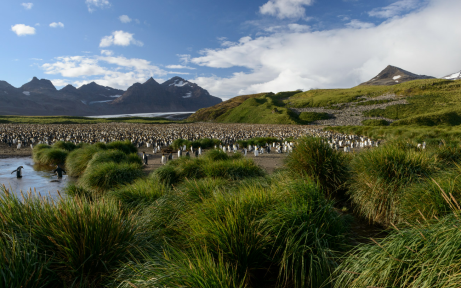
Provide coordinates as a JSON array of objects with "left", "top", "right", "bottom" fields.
[
  {"left": 187, "top": 92, "right": 269, "bottom": 122},
  {"left": 187, "top": 79, "right": 461, "bottom": 126}
]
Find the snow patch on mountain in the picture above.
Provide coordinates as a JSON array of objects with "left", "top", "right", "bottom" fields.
[
  {"left": 182, "top": 92, "right": 192, "bottom": 98},
  {"left": 23, "top": 91, "right": 30, "bottom": 96},
  {"left": 109, "top": 95, "right": 122, "bottom": 98},
  {"left": 393, "top": 75, "right": 401, "bottom": 80},
  {"left": 444, "top": 71, "right": 461, "bottom": 80},
  {"left": 170, "top": 79, "right": 189, "bottom": 87}
]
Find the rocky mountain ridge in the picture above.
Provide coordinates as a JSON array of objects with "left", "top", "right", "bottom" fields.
[{"left": 0, "top": 76, "right": 221, "bottom": 116}]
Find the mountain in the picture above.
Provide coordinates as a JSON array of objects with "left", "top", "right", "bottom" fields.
[
  {"left": 359, "top": 65, "right": 435, "bottom": 86},
  {"left": 0, "top": 76, "right": 221, "bottom": 116},
  {"left": 21, "top": 77, "right": 57, "bottom": 94},
  {"left": 112, "top": 77, "right": 222, "bottom": 113},
  {"left": 443, "top": 71, "right": 461, "bottom": 80}
]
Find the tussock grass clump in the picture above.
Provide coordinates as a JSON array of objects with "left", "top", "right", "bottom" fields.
[
  {"left": 65, "top": 182, "right": 94, "bottom": 200},
  {"left": 0, "top": 191, "right": 141, "bottom": 286},
  {"left": 436, "top": 144, "right": 461, "bottom": 165},
  {"left": 87, "top": 149, "right": 128, "bottom": 167},
  {"left": 263, "top": 181, "right": 349, "bottom": 288},
  {"left": 237, "top": 137, "right": 279, "bottom": 148},
  {"left": 349, "top": 144, "right": 436, "bottom": 226},
  {"left": 285, "top": 136, "right": 349, "bottom": 197},
  {"left": 108, "top": 177, "right": 169, "bottom": 210},
  {"left": 299, "top": 111, "right": 331, "bottom": 122},
  {"left": 205, "top": 149, "right": 230, "bottom": 161},
  {"left": 114, "top": 248, "right": 246, "bottom": 288},
  {"left": 106, "top": 140, "right": 137, "bottom": 154},
  {"left": 179, "top": 178, "right": 228, "bottom": 202},
  {"left": 190, "top": 138, "right": 221, "bottom": 149},
  {"left": 66, "top": 145, "right": 104, "bottom": 177},
  {"left": 171, "top": 138, "right": 191, "bottom": 150},
  {"left": 333, "top": 213, "right": 461, "bottom": 288},
  {"left": 33, "top": 148, "right": 68, "bottom": 166},
  {"left": 0, "top": 233, "right": 58, "bottom": 287},
  {"left": 401, "top": 167, "right": 461, "bottom": 221},
  {"left": 153, "top": 165, "right": 180, "bottom": 185},
  {"left": 80, "top": 162, "right": 143, "bottom": 193},
  {"left": 52, "top": 141, "right": 77, "bottom": 152}
]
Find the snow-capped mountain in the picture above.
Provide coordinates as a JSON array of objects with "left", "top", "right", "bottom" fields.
[{"left": 443, "top": 71, "right": 461, "bottom": 80}]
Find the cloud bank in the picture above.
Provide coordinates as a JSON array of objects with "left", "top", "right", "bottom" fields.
[
  {"left": 190, "top": 0, "right": 461, "bottom": 97},
  {"left": 42, "top": 55, "right": 167, "bottom": 89}
]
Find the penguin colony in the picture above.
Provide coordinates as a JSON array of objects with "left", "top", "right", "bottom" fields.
[{"left": 0, "top": 122, "right": 380, "bottom": 152}]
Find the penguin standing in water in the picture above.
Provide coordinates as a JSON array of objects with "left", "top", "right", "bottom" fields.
[
  {"left": 11, "top": 166, "right": 24, "bottom": 178},
  {"left": 52, "top": 165, "right": 66, "bottom": 178}
]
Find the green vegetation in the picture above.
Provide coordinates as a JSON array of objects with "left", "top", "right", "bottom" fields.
[
  {"left": 0, "top": 115, "right": 178, "bottom": 124},
  {"left": 236, "top": 137, "right": 280, "bottom": 148},
  {"left": 333, "top": 213, "right": 461, "bottom": 288},
  {"left": 187, "top": 92, "right": 269, "bottom": 122},
  {"left": 32, "top": 143, "right": 68, "bottom": 166},
  {"left": 186, "top": 78, "right": 461, "bottom": 127},
  {"left": 19, "top": 123, "right": 461, "bottom": 286},
  {"left": 215, "top": 92, "right": 301, "bottom": 124},
  {"left": 171, "top": 138, "right": 221, "bottom": 150},
  {"left": 285, "top": 136, "right": 349, "bottom": 197},
  {"left": 349, "top": 143, "right": 436, "bottom": 226},
  {"left": 298, "top": 111, "right": 331, "bottom": 122},
  {"left": 361, "top": 119, "right": 390, "bottom": 126}
]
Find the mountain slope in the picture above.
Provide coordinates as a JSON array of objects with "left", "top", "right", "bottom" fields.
[
  {"left": 443, "top": 71, "right": 461, "bottom": 80},
  {"left": 359, "top": 65, "right": 435, "bottom": 86}
]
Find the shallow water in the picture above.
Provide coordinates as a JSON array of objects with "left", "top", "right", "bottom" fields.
[{"left": 0, "top": 157, "right": 73, "bottom": 198}]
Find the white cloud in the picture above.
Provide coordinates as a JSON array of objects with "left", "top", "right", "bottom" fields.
[
  {"left": 86, "top": 0, "right": 110, "bottom": 12},
  {"left": 99, "top": 30, "right": 143, "bottom": 47},
  {"left": 346, "top": 20, "right": 375, "bottom": 29},
  {"left": 260, "top": 0, "right": 314, "bottom": 19},
  {"left": 49, "top": 22, "right": 64, "bottom": 28},
  {"left": 119, "top": 15, "right": 132, "bottom": 23},
  {"left": 21, "top": 3, "right": 33, "bottom": 9},
  {"left": 177, "top": 54, "right": 191, "bottom": 64},
  {"left": 42, "top": 54, "right": 168, "bottom": 89},
  {"left": 11, "top": 24, "right": 36, "bottom": 36},
  {"left": 166, "top": 65, "right": 196, "bottom": 70},
  {"left": 190, "top": 0, "right": 461, "bottom": 97},
  {"left": 369, "top": 0, "right": 422, "bottom": 18},
  {"left": 100, "top": 50, "right": 113, "bottom": 56}
]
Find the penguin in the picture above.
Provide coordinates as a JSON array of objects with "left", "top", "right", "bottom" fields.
[
  {"left": 142, "top": 152, "right": 148, "bottom": 165},
  {"left": 11, "top": 166, "right": 24, "bottom": 178},
  {"left": 161, "top": 154, "right": 166, "bottom": 165},
  {"left": 52, "top": 165, "right": 66, "bottom": 178}
]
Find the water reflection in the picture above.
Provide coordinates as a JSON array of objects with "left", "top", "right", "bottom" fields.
[{"left": 0, "top": 157, "right": 74, "bottom": 198}]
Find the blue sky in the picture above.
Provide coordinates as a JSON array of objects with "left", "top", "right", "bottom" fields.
[{"left": 1, "top": 0, "right": 460, "bottom": 98}]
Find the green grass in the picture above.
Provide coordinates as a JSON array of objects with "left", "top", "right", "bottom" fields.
[
  {"left": 0, "top": 115, "right": 178, "bottom": 124},
  {"left": 285, "top": 136, "right": 350, "bottom": 197},
  {"left": 65, "top": 145, "right": 105, "bottom": 177},
  {"left": 298, "top": 111, "right": 331, "bottom": 122},
  {"left": 79, "top": 162, "right": 144, "bottom": 193},
  {"left": 0, "top": 187, "right": 143, "bottom": 286},
  {"left": 236, "top": 137, "right": 280, "bottom": 148},
  {"left": 333, "top": 212, "right": 461, "bottom": 288},
  {"left": 108, "top": 177, "right": 169, "bottom": 211},
  {"left": 216, "top": 93, "right": 300, "bottom": 124},
  {"left": 361, "top": 119, "right": 390, "bottom": 126},
  {"left": 33, "top": 147, "right": 68, "bottom": 166},
  {"left": 348, "top": 143, "right": 437, "bottom": 226}
]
